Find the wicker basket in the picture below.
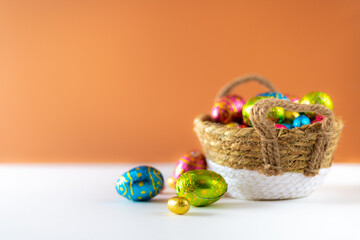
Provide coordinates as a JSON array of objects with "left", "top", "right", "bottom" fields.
[{"left": 194, "top": 75, "right": 343, "bottom": 200}]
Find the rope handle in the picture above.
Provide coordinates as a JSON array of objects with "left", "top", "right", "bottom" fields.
[
  {"left": 250, "top": 98, "right": 335, "bottom": 176},
  {"left": 215, "top": 75, "right": 278, "bottom": 101}
]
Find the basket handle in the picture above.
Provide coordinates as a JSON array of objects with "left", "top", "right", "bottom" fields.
[
  {"left": 215, "top": 75, "right": 278, "bottom": 101},
  {"left": 250, "top": 98, "right": 336, "bottom": 176}
]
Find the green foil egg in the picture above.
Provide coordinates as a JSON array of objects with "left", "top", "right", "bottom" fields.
[
  {"left": 175, "top": 170, "right": 227, "bottom": 207},
  {"left": 242, "top": 96, "right": 285, "bottom": 126},
  {"left": 300, "top": 91, "right": 333, "bottom": 119}
]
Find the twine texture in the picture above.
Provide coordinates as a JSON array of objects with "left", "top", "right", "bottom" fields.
[{"left": 194, "top": 75, "right": 343, "bottom": 177}]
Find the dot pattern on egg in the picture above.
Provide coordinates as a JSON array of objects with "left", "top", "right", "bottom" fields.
[
  {"left": 116, "top": 166, "right": 164, "bottom": 201},
  {"left": 176, "top": 170, "right": 227, "bottom": 207}
]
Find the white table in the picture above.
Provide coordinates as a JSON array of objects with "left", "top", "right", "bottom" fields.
[{"left": 0, "top": 163, "right": 359, "bottom": 240}]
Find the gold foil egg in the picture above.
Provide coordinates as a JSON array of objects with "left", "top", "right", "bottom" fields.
[
  {"left": 167, "top": 196, "right": 190, "bottom": 215},
  {"left": 285, "top": 111, "right": 300, "bottom": 121},
  {"left": 167, "top": 177, "right": 176, "bottom": 189},
  {"left": 175, "top": 169, "right": 227, "bottom": 207}
]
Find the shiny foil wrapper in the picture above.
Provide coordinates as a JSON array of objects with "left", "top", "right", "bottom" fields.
[
  {"left": 167, "top": 196, "right": 190, "bottom": 215},
  {"left": 300, "top": 91, "right": 334, "bottom": 119},
  {"left": 243, "top": 96, "right": 285, "bottom": 126},
  {"left": 211, "top": 95, "right": 245, "bottom": 124},
  {"left": 175, "top": 170, "right": 227, "bottom": 207},
  {"left": 116, "top": 166, "right": 164, "bottom": 201},
  {"left": 173, "top": 150, "right": 207, "bottom": 181}
]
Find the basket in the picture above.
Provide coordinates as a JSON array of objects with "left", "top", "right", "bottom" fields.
[{"left": 194, "top": 75, "right": 343, "bottom": 200}]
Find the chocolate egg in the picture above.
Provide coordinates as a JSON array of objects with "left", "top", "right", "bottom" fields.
[
  {"left": 167, "top": 196, "right": 190, "bottom": 215},
  {"left": 116, "top": 166, "right": 164, "bottom": 201},
  {"left": 226, "top": 122, "right": 240, "bottom": 128},
  {"left": 258, "top": 92, "right": 290, "bottom": 101},
  {"left": 242, "top": 96, "right": 285, "bottom": 126},
  {"left": 285, "top": 111, "right": 300, "bottom": 121},
  {"left": 173, "top": 150, "right": 207, "bottom": 183},
  {"left": 175, "top": 169, "right": 227, "bottom": 207},
  {"left": 311, "top": 115, "right": 325, "bottom": 124},
  {"left": 167, "top": 177, "right": 176, "bottom": 189},
  {"left": 281, "top": 123, "right": 294, "bottom": 129},
  {"left": 275, "top": 124, "right": 287, "bottom": 129},
  {"left": 211, "top": 95, "right": 245, "bottom": 124},
  {"left": 285, "top": 94, "right": 300, "bottom": 103},
  {"left": 293, "top": 115, "right": 311, "bottom": 128},
  {"left": 300, "top": 92, "right": 334, "bottom": 119}
]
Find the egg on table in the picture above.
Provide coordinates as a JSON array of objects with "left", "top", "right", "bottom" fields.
[
  {"left": 116, "top": 166, "right": 164, "bottom": 201},
  {"left": 175, "top": 169, "right": 227, "bottom": 207},
  {"left": 168, "top": 150, "right": 207, "bottom": 188}
]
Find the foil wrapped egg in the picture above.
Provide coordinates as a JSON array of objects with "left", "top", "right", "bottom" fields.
[
  {"left": 169, "top": 150, "right": 207, "bottom": 188},
  {"left": 175, "top": 169, "right": 227, "bottom": 207},
  {"left": 116, "top": 166, "right": 164, "bottom": 201},
  {"left": 211, "top": 95, "right": 246, "bottom": 124},
  {"left": 281, "top": 123, "right": 294, "bottom": 129},
  {"left": 293, "top": 115, "right": 311, "bottom": 128},
  {"left": 300, "top": 92, "right": 334, "bottom": 119},
  {"left": 285, "top": 111, "right": 300, "bottom": 121},
  {"left": 311, "top": 115, "right": 325, "bottom": 123},
  {"left": 167, "top": 196, "right": 190, "bottom": 215},
  {"left": 226, "top": 122, "right": 240, "bottom": 128},
  {"left": 167, "top": 177, "right": 176, "bottom": 189},
  {"left": 275, "top": 124, "right": 287, "bottom": 129},
  {"left": 258, "top": 92, "right": 290, "bottom": 101},
  {"left": 285, "top": 94, "right": 301, "bottom": 103},
  {"left": 242, "top": 96, "right": 285, "bottom": 126}
]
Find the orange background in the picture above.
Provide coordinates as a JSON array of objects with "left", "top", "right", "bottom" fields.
[{"left": 0, "top": 0, "right": 359, "bottom": 163}]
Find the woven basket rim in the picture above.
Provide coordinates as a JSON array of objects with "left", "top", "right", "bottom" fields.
[{"left": 194, "top": 113, "right": 344, "bottom": 134}]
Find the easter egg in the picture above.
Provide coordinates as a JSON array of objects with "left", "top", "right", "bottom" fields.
[
  {"left": 285, "top": 111, "right": 300, "bottom": 121},
  {"left": 275, "top": 124, "right": 287, "bottom": 129},
  {"left": 281, "top": 123, "right": 294, "bottom": 129},
  {"left": 167, "top": 177, "right": 176, "bottom": 189},
  {"left": 175, "top": 169, "right": 227, "bottom": 207},
  {"left": 258, "top": 92, "right": 290, "bottom": 101},
  {"left": 167, "top": 196, "right": 190, "bottom": 215},
  {"left": 293, "top": 115, "right": 311, "bottom": 128},
  {"left": 211, "top": 95, "right": 245, "bottom": 124},
  {"left": 285, "top": 94, "right": 300, "bottom": 103},
  {"left": 173, "top": 150, "right": 207, "bottom": 182},
  {"left": 300, "top": 92, "right": 334, "bottom": 119},
  {"left": 226, "top": 122, "right": 240, "bottom": 128},
  {"left": 311, "top": 115, "right": 325, "bottom": 124},
  {"left": 242, "top": 96, "right": 285, "bottom": 126},
  {"left": 116, "top": 166, "right": 164, "bottom": 201}
]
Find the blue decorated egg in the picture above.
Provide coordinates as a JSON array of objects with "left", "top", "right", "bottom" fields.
[
  {"left": 116, "top": 166, "right": 164, "bottom": 201},
  {"left": 293, "top": 115, "right": 311, "bottom": 128},
  {"left": 258, "top": 92, "right": 290, "bottom": 101}
]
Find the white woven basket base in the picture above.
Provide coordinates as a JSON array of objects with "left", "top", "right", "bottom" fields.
[{"left": 207, "top": 159, "right": 330, "bottom": 200}]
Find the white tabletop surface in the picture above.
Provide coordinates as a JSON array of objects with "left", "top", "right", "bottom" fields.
[{"left": 0, "top": 163, "right": 359, "bottom": 240}]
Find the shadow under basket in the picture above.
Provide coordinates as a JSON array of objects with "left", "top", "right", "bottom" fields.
[{"left": 194, "top": 75, "right": 343, "bottom": 200}]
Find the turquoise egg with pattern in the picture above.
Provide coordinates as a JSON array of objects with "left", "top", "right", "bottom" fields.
[{"left": 116, "top": 166, "right": 164, "bottom": 201}]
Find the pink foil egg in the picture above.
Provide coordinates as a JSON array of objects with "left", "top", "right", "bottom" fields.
[
  {"left": 211, "top": 95, "right": 246, "bottom": 124},
  {"left": 275, "top": 124, "right": 287, "bottom": 129},
  {"left": 311, "top": 115, "right": 325, "bottom": 123},
  {"left": 285, "top": 94, "right": 301, "bottom": 103},
  {"left": 173, "top": 150, "right": 207, "bottom": 184}
]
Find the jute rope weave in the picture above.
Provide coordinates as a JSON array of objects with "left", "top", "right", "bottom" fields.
[{"left": 194, "top": 75, "right": 343, "bottom": 177}]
